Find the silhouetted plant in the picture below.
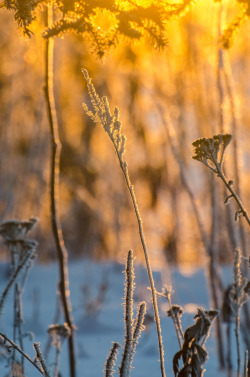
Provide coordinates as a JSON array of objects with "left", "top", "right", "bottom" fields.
[
  {"left": 173, "top": 307, "right": 219, "bottom": 377},
  {"left": 192, "top": 134, "right": 250, "bottom": 226},
  {"left": 1, "top": 0, "right": 199, "bottom": 57},
  {"left": 221, "top": 0, "right": 250, "bottom": 49}
]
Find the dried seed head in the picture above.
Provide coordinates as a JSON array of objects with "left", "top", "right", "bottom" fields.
[
  {"left": 162, "top": 285, "right": 174, "bottom": 299},
  {"left": 48, "top": 323, "right": 71, "bottom": 350},
  {"left": 192, "top": 134, "right": 232, "bottom": 169},
  {"left": 0, "top": 218, "right": 37, "bottom": 241},
  {"left": 167, "top": 305, "right": 183, "bottom": 318}
]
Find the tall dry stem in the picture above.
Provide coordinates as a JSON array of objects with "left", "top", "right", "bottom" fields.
[
  {"left": 82, "top": 70, "right": 166, "bottom": 377},
  {"left": 43, "top": 6, "right": 76, "bottom": 377}
]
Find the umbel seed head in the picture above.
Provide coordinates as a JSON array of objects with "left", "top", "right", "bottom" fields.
[{"left": 192, "top": 134, "right": 232, "bottom": 170}]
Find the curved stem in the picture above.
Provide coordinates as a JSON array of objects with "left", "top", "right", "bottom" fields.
[
  {"left": 216, "top": 164, "right": 250, "bottom": 226},
  {"left": 0, "top": 333, "right": 47, "bottom": 376},
  {"left": 43, "top": 6, "right": 76, "bottom": 377}
]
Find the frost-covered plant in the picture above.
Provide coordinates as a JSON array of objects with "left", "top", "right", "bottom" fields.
[
  {"left": 0, "top": 218, "right": 38, "bottom": 375},
  {"left": 222, "top": 251, "right": 250, "bottom": 375},
  {"left": 229, "top": 249, "right": 249, "bottom": 377},
  {"left": 0, "top": 333, "right": 51, "bottom": 377},
  {"left": 156, "top": 285, "right": 184, "bottom": 348},
  {"left": 0, "top": 239, "right": 37, "bottom": 316},
  {"left": 34, "top": 342, "right": 51, "bottom": 377},
  {"left": 173, "top": 307, "right": 219, "bottom": 377},
  {"left": 192, "top": 134, "right": 232, "bottom": 172},
  {"left": 156, "top": 284, "right": 219, "bottom": 376},
  {"left": 0, "top": 218, "right": 52, "bottom": 377},
  {"left": 47, "top": 323, "right": 71, "bottom": 377},
  {"left": 104, "top": 250, "right": 146, "bottom": 377},
  {"left": 192, "top": 134, "right": 250, "bottom": 225},
  {"left": 105, "top": 342, "right": 120, "bottom": 377},
  {"left": 120, "top": 250, "right": 146, "bottom": 377},
  {"left": 193, "top": 134, "right": 250, "bottom": 375},
  {"left": 0, "top": 218, "right": 37, "bottom": 241},
  {"left": 83, "top": 70, "right": 165, "bottom": 377}
]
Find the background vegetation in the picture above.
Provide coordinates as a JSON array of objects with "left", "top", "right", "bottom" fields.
[{"left": 0, "top": 0, "right": 250, "bottom": 266}]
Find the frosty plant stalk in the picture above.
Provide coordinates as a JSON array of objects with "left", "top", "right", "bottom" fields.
[
  {"left": 156, "top": 285, "right": 184, "bottom": 348},
  {"left": 230, "top": 249, "right": 249, "bottom": 377},
  {"left": 0, "top": 334, "right": 50, "bottom": 377},
  {"left": 47, "top": 323, "right": 71, "bottom": 377},
  {"left": 105, "top": 342, "right": 120, "bottom": 377},
  {"left": 82, "top": 70, "right": 166, "bottom": 377},
  {"left": 192, "top": 134, "right": 250, "bottom": 226},
  {"left": 104, "top": 250, "right": 146, "bottom": 377},
  {"left": 120, "top": 250, "right": 146, "bottom": 377}
]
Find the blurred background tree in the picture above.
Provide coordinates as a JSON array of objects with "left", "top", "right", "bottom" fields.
[{"left": 0, "top": 0, "right": 250, "bottom": 267}]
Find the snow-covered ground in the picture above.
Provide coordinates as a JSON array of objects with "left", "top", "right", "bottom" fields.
[{"left": 0, "top": 258, "right": 239, "bottom": 377}]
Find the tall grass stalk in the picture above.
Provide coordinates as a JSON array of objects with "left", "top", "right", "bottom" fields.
[
  {"left": 43, "top": 6, "right": 76, "bottom": 377},
  {"left": 82, "top": 70, "right": 166, "bottom": 377}
]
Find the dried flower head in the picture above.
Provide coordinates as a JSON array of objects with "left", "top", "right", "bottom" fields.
[
  {"left": 0, "top": 218, "right": 37, "bottom": 241},
  {"left": 48, "top": 323, "right": 71, "bottom": 350},
  {"left": 167, "top": 305, "right": 183, "bottom": 318},
  {"left": 82, "top": 69, "right": 127, "bottom": 163},
  {"left": 192, "top": 134, "right": 232, "bottom": 171}
]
